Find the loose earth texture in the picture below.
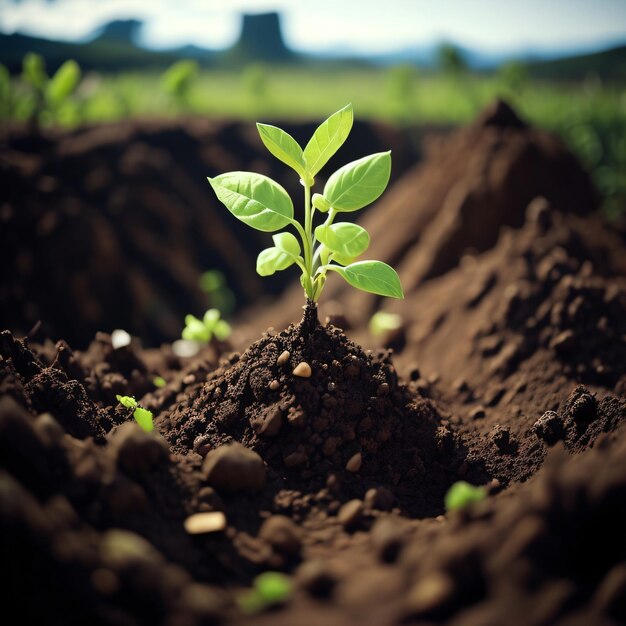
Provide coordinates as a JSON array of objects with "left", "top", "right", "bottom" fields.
[{"left": 1, "top": 102, "right": 626, "bottom": 626}]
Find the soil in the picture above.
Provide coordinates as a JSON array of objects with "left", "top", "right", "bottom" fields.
[{"left": 1, "top": 102, "right": 626, "bottom": 626}]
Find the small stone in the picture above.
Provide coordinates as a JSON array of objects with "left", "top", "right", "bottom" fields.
[
  {"left": 111, "top": 329, "right": 131, "bottom": 350},
  {"left": 184, "top": 511, "right": 227, "bottom": 535},
  {"left": 371, "top": 518, "right": 404, "bottom": 563},
  {"left": 268, "top": 380, "right": 280, "bottom": 391},
  {"left": 345, "top": 452, "right": 362, "bottom": 473},
  {"left": 202, "top": 443, "right": 266, "bottom": 493},
  {"left": 259, "top": 515, "right": 302, "bottom": 556},
  {"left": 284, "top": 451, "right": 307, "bottom": 467},
  {"left": 109, "top": 422, "right": 169, "bottom": 475},
  {"left": 469, "top": 406, "right": 486, "bottom": 420},
  {"left": 406, "top": 572, "right": 455, "bottom": 616},
  {"left": 293, "top": 362, "right": 312, "bottom": 378},
  {"left": 338, "top": 499, "right": 364, "bottom": 530},
  {"left": 364, "top": 487, "right": 395, "bottom": 511},
  {"left": 257, "top": 406, "right": 283, "bottom": 437},
  {"left": 377, "top": 383, "right": 389, "bottom": 396},
  {"left": 183, "top": 374, "right": 196, "bottom": 385},
  {"left": 277, "top": 350, "right": 291, "bottom": 366}
]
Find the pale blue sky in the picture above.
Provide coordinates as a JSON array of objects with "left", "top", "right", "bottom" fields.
[{"left": 1, "top": 0, "right": 625, "bottom": 55}]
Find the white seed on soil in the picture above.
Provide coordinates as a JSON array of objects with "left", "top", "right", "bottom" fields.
[
  {"left": 269, "top": 380, "right": 280, "bottom": 391},
  {"left": 277, "top": 350, "right": 291, "bottom": 366},
  {"left": 293, "top": 362, "right": 312, "bottom": 378},
  {"left": 345, "top": 452, "right": 362, "bottom": 473},
  {"left": 111, "top": 329, "right": 131, "bottom": 350},
  {"left": 184, "top": 511, "right": 227, "bottom": 535}
]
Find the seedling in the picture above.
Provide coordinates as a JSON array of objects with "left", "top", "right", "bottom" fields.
[
  {"left": 369, "top": 311, "right": 403, "bottom": 337},
  {"left": 182, "top": 308, "right": 231, "bottom": 343},
  {"left": 21, "top": 53, "right": 81, "bottom": 127},
  {"left": 238, "top": 571, "right": 293, "bottom": 614},
  {"left": 199, "top": 269, "right": 235, "bottom": 315},
  {"left": 115, "top": 395, "right": 154, "bottom": 433},
  {"left": 444, "top": 481, "right": 486, "bottom": 512},
  {"left": 153, "top": 376, "right": 167, "bottom": 388},
  {"left": 208, "top": 104, "right": 403, "bottom": 305},
  {"left": 162, "top": 59, "right": 199, "bottom": 109}
]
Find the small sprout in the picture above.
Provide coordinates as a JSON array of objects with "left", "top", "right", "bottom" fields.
[
  {"left": 161, "top": 59, "right": 199, "bottom": 108},
  {"left": 208, "top": 104, "right": 403, "bottom": 306},
  {"left": 444, "top": 481, "right": 486, "bottom": 512},
  {"left": 369, "top": 311, "right": 403, "bottom": 337},
  {"left": 182, "top": 309, "right": 231, "bottom": 343},
  {"left": 153, "top": 376, "right": 166, "bottom": 388},
  {"left": 238, "top": 572, "right": 293, "bottom": 615},
  {"left": 116, "top": 395, "right": 154, "bottom": 433},
  {"left": 199, "top": 269, "right": 235, "bottom": 315}
]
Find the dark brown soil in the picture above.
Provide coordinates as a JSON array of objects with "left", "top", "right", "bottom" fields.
[{"left": 1, "top": 102, "right": 626, "bottom": 626}]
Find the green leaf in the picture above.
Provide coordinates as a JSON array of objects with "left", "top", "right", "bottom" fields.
[
  {"left": 272, "top": 231, "right": 301, "bottom": 257},
  {"left": 329, "top": 261, "right": 403, "bottom": 298},
  {"left": 214, "top": 319, "right": 232, "bottom": 341},
  {"left": 208, "top": 172, "right": 293, "bottom": 232},
  {"left": 256, "top": 123, "right": 306, "bottom": 179},
  {"left": 133, "top": 407, "right": 154, "bottom": 433},
  {"left": 315, "top": 222, "right": 370, "bottom": 258},
  {"left": 256, "top": 247, "right": 296, "bottom": 276},
  {"left": 203, "top": 308, "right": 221, "bottom": 328},
  {"left": 324, "top": 151, "right": 391, "bottom": 212},
  {"left": 445, "top": 481, "right": 486, "bottom": 512},
  {"left": 116, "top": 395, "right": 138, "bottom": 410},
  {"left": 182, "top": 315, "right": 210, "bottom": 342},
  {"left": 47, "top": 59, "right": 81, "bottom": 106},
  {"left": 22, "top": 53, "right": 47, "bottom": 89},
  {"left": 303, "top": 103, "right": 353, "bottom": 178}
]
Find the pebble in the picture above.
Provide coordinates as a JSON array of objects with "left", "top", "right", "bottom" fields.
[
  {"left": 110, "top": 422, "right": 169, "bottom": 474},
  {"left": 345, "top": 452, "right": 362, "bottom": 473},
  {"left": 284, "top": 451, "right": 308, "bottom": 467},
  {"left": 258, "top": 515, "right": 302, "bottom": 556},
  {"left": 469, "top": 406, "right": 486, "bottom": 420},
  {"left": 202, "top": 443, "right": 266, "bottom": 493},
  {"left": 257, "top": 406, "right": 283, "bottom": 437},
  {"left": 184, "top": 511, "right": 227, "bottom": 535},
  {"left": 277, "top": 350, "right": 291, "bottom": 366},
  {"left": 406, "top": 572, "right": 455, "bottom": 615},
  {"left": 268, "top": 379, "right": 280, "bottom": 391},
  {"left": 293, "top": 362, "right": 312, "bottom": 378},
  {"left": 111, "top": 329, "right": 131, "bottom": 350},
  {"left": 364, "top": 487, "right": 395, "bottom": 511},
  {"left": 338, "top": 499, "right": 364, "bottom": 530}
]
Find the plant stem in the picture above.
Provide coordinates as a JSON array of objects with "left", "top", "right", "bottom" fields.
[{"left": 302, "top": 182, "right": 315, "bottom": 299}]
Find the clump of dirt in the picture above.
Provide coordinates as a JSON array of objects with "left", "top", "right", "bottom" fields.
[{"left": 165, "top": 301, "right": 452, "bottom": 515}]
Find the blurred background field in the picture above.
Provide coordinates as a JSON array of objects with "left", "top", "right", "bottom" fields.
[{"left": 1, "top": 2, "right": 625, "bottom": 216}]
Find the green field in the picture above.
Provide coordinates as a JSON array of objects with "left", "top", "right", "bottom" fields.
[{"left": 3, "top": 65, "right": 625, "bottom": 214}]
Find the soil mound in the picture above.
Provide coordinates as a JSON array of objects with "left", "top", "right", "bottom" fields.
[
  {"left": 164, "top": 302, "right": 452, "bottom": 514},
  {"left": 0, "top": 118, "right": 417, "bottom": 346}
]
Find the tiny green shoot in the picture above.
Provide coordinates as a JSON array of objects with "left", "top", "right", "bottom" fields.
[
  {"left": 182, "top": 309, "right": 231, "bottom": 343},
  {"left": 369, "top": 311, "right": 403, "bottom": 337},
  {"left": 153, "top": 376, "right": 167, "bottom": 388},
  {"left": 161, "top": 59, "right": 199, "bottom": 108},
  {"left": 444, "top": 481, "right": 486, "bottom": 512},
  {"left": 208, "top": 104, "right": 403, "bottom": 304},
  {"left": 237, "top": 572, "right": 293, "bottom": 615},
  {"left": 115, "top": 395, "right": 154, "bottom": 433}
]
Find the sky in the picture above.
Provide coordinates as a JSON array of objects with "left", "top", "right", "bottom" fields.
[{"left": 1, "top": 0, "right": 626, "bottom": 56}]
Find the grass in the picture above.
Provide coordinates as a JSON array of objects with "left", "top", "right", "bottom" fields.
[{"left": 4, "top": 65, "right": 625, "bottom": 214}]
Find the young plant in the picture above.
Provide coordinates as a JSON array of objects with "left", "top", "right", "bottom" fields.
[
  {"left": 369, "top": 311, "right": 403, "bottom": 338},
  {"left": 238, "top": 572, "right": 293, "bottom": 614},
  {"left": 208, "top": 104, "right": 403, "bottom": 306},
  {"left": 21, "top": 53, "right": 81, "bottom": 127},
  {"left": 116, "top": 395, "right": 154, "bottom": 433},
  {"left": 182, "top": 308, "right": 231, "bottom": 343},
  {"left": 444, "top": 481, "right": 486, "bottom": 512},
  {"left": 161, "top": 59, "right": 199, "bottom": 109}
]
